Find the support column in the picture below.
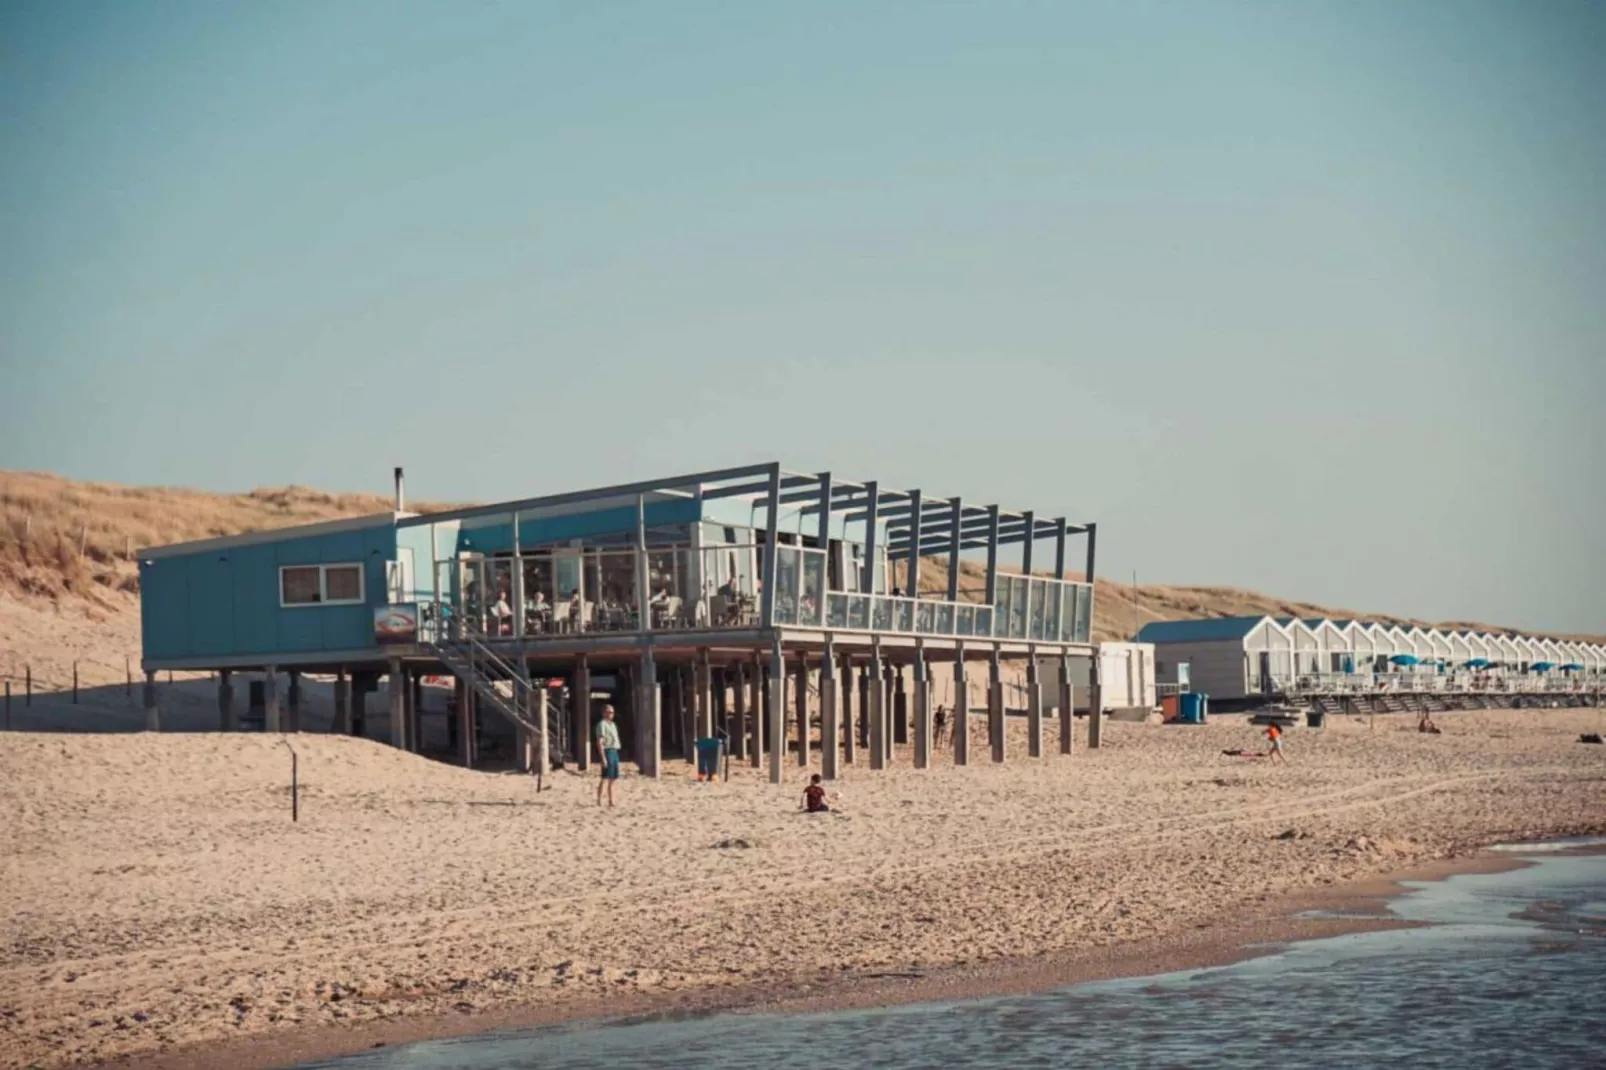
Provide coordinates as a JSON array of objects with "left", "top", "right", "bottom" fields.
[
  {"left": 143, "top": 670, "right": 160, "bottom": 732},
  {"left": 1059, "top": 653, "right": 1075, "bottom": 755},
  {"left": 1026, "top": 654, "right": 1043, "bottom": 758},
  {"left": 820, "top": 640, "right": 839, "bottom": 780},
  {"left": 351, "top": 673, "right": 369, "bottom": 738},
  {"left": 218, "top": 670, "right": 235, "bottom": 731},
  {"left": 574, "top": 656, "right": 591, "bottom": 771},
  {"left": 869, "top": 643, "right": 886, "bottom": 770},
  {"left": 953, "top": 648, "right": 969, "bottom": 765},
  {"left": 639, "top": 647, "right": 660, "bottom": 779},
  {"left": 286, "top": 670, "right": 302, "bottom": 734},
  {"left": 732, "top": 662, "right": 748, "bottom": 761},
  {"left": 1088, "top": 655, "right": 1104, "bottom": 749},
  {"left": 767, "top": 638, "right": 785, "bottom": 785},
  {"left": 988, "top": 648, "right": 1005, "bottom": 763},
  {"left": 749, "top": 654, "right": 765, "bottom": 769},
  {"left": 388, "top": 658, "right": 405, "bottom": 750},
  {"left": 333, "top": 668, "right": 350, "bottom": 735},
  {"left": 458, "top": 678, "right": 475, "bottom": 768},
  {"left": 913, "top": 645, "right": 931, "bottom": 770},
  {"left": 450, "top": 677, "right": 465, "bottom": 754},
  {"left": 840, "top": 653, "right": 856, "bottom": 765},
  {"left": 882, "top": 661, "right": 896, "bottom": 762},
  {"left": 677, "top": 665, "right": 695, "bottom": 763},
  {"left": 264, "top": 667, "right": 281, "bottom": 734},
  {"left": 696, "top": 648, "right": 714, "bottom": 741},
  {"left": 857, "top": 667, "right": 871, "bottom": 751},
  {"left": 398, "top": 670, "right": 415, "bottom": 751},
  {"left": 795, "top": 654, "right": 810, "bottom": 767},
  {"left": 536, "top": 681, "right": 551, "bottom": 779},
  {"left": 893, "top": 667, "right": 909, "bottom": 746},
  {"left": 410, "top": 671, "right": 424, "bottom": 752}
]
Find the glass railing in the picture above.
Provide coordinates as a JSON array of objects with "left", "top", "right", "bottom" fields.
[{"left": 426, "top": 544, "right": 1095, "bottom": 644}]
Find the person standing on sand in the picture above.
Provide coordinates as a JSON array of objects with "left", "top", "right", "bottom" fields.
[
  {"left": 596, "top": 704, "right": 622, "bottom": 807},
  {"left": 1265, "top": 722, "right": 1287, "bottom": 763}
]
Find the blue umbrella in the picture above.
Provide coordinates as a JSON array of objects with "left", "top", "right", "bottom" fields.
[
  {"left": 1530, "top": 662, "right": 1555, "bottom": 672},
  {"left": 1463, "top": 658, "right": 1490, "bottom": 668},
  {"left": 1561, "top": 663, "right": 1583, "bottom": 672},
  {"left": 1389, "top": 654, "right": 1420, "bottom": 667}
]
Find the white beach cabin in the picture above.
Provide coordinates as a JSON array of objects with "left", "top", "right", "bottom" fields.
[{"left": 1134, "top": 615, "right": 1294, "bottom": 704}]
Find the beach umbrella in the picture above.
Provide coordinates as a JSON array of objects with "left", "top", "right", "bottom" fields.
[
  {"left": 1561, "top": 663, "right": 1583, "bottom": 672},
  {"left": 1389, "top": 654, "right": 1420, "bottom": 667},
  {"left": 1463, "top": 658, "right": 1490, "bottom": 669},
  {"left": 1530, "top": 662, "right": 1555, "bottom": 672}
]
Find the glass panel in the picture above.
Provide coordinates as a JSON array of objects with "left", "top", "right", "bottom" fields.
[
  {"left": 871, "top": 595, "right": 894, "bottom": 631},
  {"left": 1060, "top": 585, "right": 1076, "bottom": 642},
  {"left": 1010, "top": 576, "right": 1029, "bottom": 639},
  {"left": 800, "top": 549, "right": 826, "bottom": 627},
  {"left": 993, "top": 580, "right": 1011, "bottom": 636},
  {"left": 281, "top": 566, "right": 321, "bottom": 605},
  {"left": 1076, "top": 585, "right": 1093, "bottom": 642},
  {"left": 915, "top": 601, "right": 936, "bottom": 634},
  {"left": 486, "top": 559, "right": 514, "bottom": 636},
  {"left": 936, "top": 603, "right": 955, "bottom": 635},
  {"left": 826, "top": 592, "right": 849, "bottom": 629},
  {"left": 847, "top": 593, "right": 870, "bottom": 630},
  {"left": 976, "top": 605, "right": 994, "bottom": 636},
  {"left": 893, "top": 598, "right": 913, "bottom": 632},
  {"left": 325, "top": 564, "right": 362, "bottom": 603},
  {"left": 593, "top": 550, "right": 639, "bottom": 632},
  {"left": 1029, "top": 580, "right": 1048, "bottom": 641},
  {"left": 773, "top": 546, "right": 800, "bottom": 625},
  {"left": 1044, "top": 581, "right": 1061, "bottom": 642},
  {"left": 523, "top": 556, "right": 554, "bottom": 634},
  {"left": 956, "top": 605, "right": 975, "bottom": 637}
]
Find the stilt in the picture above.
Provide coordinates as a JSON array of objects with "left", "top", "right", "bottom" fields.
[
  {"left": 820, "top": 640, "right": 839, "bottom": 780},
  {"left": 639, "top": 648, "right": 661, "bottom": 778},
  {"left": 882, "top": 662, "right": 896, "bottom": 761},
  {"left": 410, "top": 671, "right": 424, "bottom": 751},
  {"left": 457, "top": 678, "right": 475, "bottom": 768},
  {"left": 913, "top": 645, "right": 931, "bottom": 770},
  {"left": 1026, "top": 655, "right": 1042, "bottom": 758},
  {"left": 286, "top": 670, "right": 302, "bottom": 734},
  {"left": 218, "top": 670, "right": 235, "bottom": 731},
  {"left": 351, "top": 672, "right": 370, "bottom": 738},
  {"left": 988, "top": 648, "right": 1005, "bottom": 763},
  {"left": 840, "top": 653, "right": 856, "bottom": 765},
  {"left": 264, "top": 667, "right": 281, "bottom": 734},
  {"left": 893, "top": 667, "right": 909, "bottom": 746},
  {"left": 732, "top": 662, "right": 748, "bottom": 761},
  {"left": 767, "top": 639, "right": 785, "bottom": 785},
  {"left": 574, "top": 656, "right": 591, "bottom": 771},
  {"left": 1059, "top": 654, "right": 1075, "bottom": 756},
  {"left": 869, "top": 643, "right": 886, "bottom": 771},
  {"left": 449, "top": 677, "right": 465, "bottom": 753},
  {"left": 536, "top": 684, "right": 551, "bottom": 785},
  {"left": 1087, "top": 656, "right": 1103, "bottom": 749},
  {"left": 795, "top": 654, "right": 810, "bottom": 767},
  {"left": 333, "top": 668, "right": 350, "bottom": 735},
  {"left": 696, "top": 648, "right": 714, "bottom": 741},
  {"left": 143, "top": 670, "right": 160, "bottom": 732},
  {"left": 953, "top": 648, "right": 969, "bottom": 765},
  {"left": 388, "top": 658, "right": 405, "bottom": 750},
  {"left": 749, "top": 654, "right": 764, "bottom": 769}
]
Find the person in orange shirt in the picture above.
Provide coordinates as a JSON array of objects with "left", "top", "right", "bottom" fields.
[{"left": 1265, "top": 722, "right": 1288, "bottom": 763}]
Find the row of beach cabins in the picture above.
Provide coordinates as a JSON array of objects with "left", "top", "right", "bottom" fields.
[{"left": 1137, "top": 615, "right": 1605, "bottom": 712}]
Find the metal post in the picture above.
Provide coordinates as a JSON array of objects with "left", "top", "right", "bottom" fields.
[
  {"left": 697, "top": 648, "right": 714, "bottom": 741},
  {"left": 861, "top": 481, "right": 880, "bottom": 593},
  {"left": 869, "top": 641, "right": 886, "bottom": 770},
  {"left": 731, "top": 661, "right": 748, "bottom": 761},
  {"left": 821, "top": 638, "right": 839, "bottom": 779},
  {"left": 906, "top": 490, "right": 922, "bottom": 595},
  {"left": 388, "top": 658, "right": 405, "bottom": 750},
  {"left": 219, "top": 670, "right": 235, "bottom": 731},
  {"left": 760, "top": 465, "right": 782, "bottom": 626},
  {"left": 767, "top": 637, "right": 784, "bottom": 784},
  {"left": 1085, "top": 522, "right": 1098, "bottom": 584},
  {"left": 947, "top": 497, "right": 963, "bottom": 603},
  {"left": 1088, "top": 653, "right": 1104, "bottom": 749},
  {"left": 795, "top": 653, "right": 810, "bottom": 767},
  {"left": 1054, "top": 519, "right": 1067, "bottom": 580},
  {"left": 334, "top": 668, "right": 350, "bottom": 735},
  {"left": 893, "top": 663, "right": 909, "bottom": 746},
  {"left": 750, "top": 654, "right": 764, "bottom": 769},
  {"left": 913, "top": 643, "right": 931, "bottom": 770},
  {"left": 816, "top": 471, "right": 833, "bottom": 550},
  {"left": 512, "top": 512, "right": 524, "bottom": 640},
  {"left": 264, "top": 667, "right": 281, "bottom": 733},
  {"left": 640, "top": 646, "right": 660, "bottom": 778},
  {"left": 840, "top": 653, "right": 856, "bottom": 765},
  {"left": 536, "top": 683, "right": 550, "bottom": 787},
  {"left": 984, "top": 505, "right": 1000, "bottom": 605},
  {"left": 574, "top": 656, "right": 591, "bottom": 771},
  {"left": 143, "top": 670, "right": 159, "bottom": 731},
  {"left": 1021, "top": 510, "right": 1034, "bottom": 577},
  {"left": 636, "top": 495, "right": 652, "bottom": 632},
  {"left": 989, "top": 647, "right": 1005, "bottom": 763},
  {"left": 1059, "top": 653, "right": 1075, "bottom": 755},
  {"left": 952, "top": 646, "right": 968, "bottom": 765},
  {"left": 1026, "top": 652, "right": 1042, "bottom": 758}
]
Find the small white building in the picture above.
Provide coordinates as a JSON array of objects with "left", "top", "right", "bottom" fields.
[{"left": 1136, "top": 615, "right": 1294, "bottom": 703}]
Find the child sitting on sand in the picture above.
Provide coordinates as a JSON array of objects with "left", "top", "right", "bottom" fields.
[{"left": 802, "top": 773, "right": 830, "bottom": 814}]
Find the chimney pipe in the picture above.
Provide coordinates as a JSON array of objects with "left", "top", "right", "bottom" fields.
[{"left": 394, "top": 467, "right": 405, "bottom": 513}]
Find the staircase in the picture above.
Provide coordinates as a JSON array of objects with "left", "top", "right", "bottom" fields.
[
  {"left": 425, "top": 635, "right": 567, "bottom": 764},
  {"left": 1314, "top": 695, "right": 1346, "bottom": 718}
]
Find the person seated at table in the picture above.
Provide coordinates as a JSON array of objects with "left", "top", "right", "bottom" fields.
[{"left": 491, "top": 590, "right": 513, "bottom": 635}]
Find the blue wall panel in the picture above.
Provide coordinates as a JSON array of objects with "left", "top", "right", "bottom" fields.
[
  {"left": 139, "top": 558, "right": 190, "bottom": 660},
  {"left": 454, "top": 498, "right": 704, "bottom": 554},
  {"left": 186, "top": 554, "right": 235, "bottom": 655}
]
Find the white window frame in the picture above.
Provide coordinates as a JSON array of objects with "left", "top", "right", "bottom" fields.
[{"left": 279, "top": 562, "right": 366, "bottom": 608}]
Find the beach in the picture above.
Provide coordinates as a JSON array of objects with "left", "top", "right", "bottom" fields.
[{"left": 3, "top": 707, "right": 1603, "bottom": 1069}]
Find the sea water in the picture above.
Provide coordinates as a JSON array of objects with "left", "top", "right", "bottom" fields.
[{"left": 294, "top": 843, "right": 1606, "bottom": 1069}]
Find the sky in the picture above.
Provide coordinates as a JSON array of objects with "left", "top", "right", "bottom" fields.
[{"left": 2, "top": 1, "right": 1603, "bottom": 633}]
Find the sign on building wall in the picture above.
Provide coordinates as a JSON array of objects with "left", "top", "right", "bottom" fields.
[{"left": 375, "top": 603, "right": 419, "bottom": 643}]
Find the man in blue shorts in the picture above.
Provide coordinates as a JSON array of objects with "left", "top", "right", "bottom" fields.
[{"left": 596, "top": 704, "right": 622, "bottom": 807}]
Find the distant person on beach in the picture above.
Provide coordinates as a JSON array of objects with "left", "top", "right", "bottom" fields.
[
  {"left": 596, "top": 705, "right": 622, "bottom": 807},
  {"left": 802, "top": 773, "right": 830, "bottom": 813},
  {"left": 933, "top": 704, "right": 949, "bottom": 746},
  {"left": 1419, "top": 711, "right": 1441, "bottom": 734},
  {"left": 1265, "top": 722, "right": 1287, "bottom": 763}
]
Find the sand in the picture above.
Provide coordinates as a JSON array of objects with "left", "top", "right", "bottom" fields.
[{"left": 2, "top": 706, "right": 1604, "bottom": 1069}]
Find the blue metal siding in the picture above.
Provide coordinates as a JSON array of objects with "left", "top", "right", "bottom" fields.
[
  {"left": 455, "top": 498, "right": 704, "bottom": 553},
  {"left": 140, "top": 522, "right": 397, "bottom": 665},
  {"left": 1137, "top": 616, "right": 1267, "bottom": 644},
  {"left": 396, "top": 523, "right": 436, "bottom": 599}
]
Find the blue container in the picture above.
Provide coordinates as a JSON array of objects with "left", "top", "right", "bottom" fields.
[
  {"left": 694, "top": 737, "right": 724, "bottom": 779},
  {"left": 1178, "top": 693, "right": 1206, "bottom": 725}
]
